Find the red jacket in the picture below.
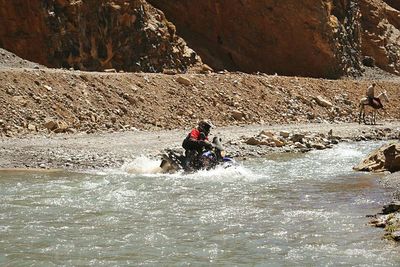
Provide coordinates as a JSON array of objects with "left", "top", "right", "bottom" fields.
[{"left": 188, "top": 128, "right": 208, "bottom": 141}]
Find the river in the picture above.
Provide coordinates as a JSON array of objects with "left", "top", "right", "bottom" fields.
[{"left": 1, "top": 141, "right": 399, "bottom": 266}]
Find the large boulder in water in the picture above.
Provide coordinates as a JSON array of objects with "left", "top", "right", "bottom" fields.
[{"left": 353, "top": 142, "right": 400, "bottom": 173}]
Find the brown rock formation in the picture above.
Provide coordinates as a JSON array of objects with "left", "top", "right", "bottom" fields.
[
  {"left": 0, "top": 0, "right": 201, "bottom": 72},
  {"left": 360, "top": 0, "right": 400, "bottom": 74},
  {"left": 148, "top": 0, "right": 363, "bottom": 78},
  {"left": 354, "top": 142, "right": 400, "bottom": 172},
  {"left": 0, "top": 1, "right": 49, "bottom": 66}
]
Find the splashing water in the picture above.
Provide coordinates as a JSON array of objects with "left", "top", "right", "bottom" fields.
[
  {"left": 0, "top": 141, "right": 398, "bottom": 266},
  {"left": 121, "top": 155, "right": 163, "bottom": 175}
]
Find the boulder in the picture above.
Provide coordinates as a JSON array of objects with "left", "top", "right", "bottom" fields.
[
  {"left": 245, "top": 137, "right": 269, "bottom": 146},
  {"left": 44, "top": 119, "right": 69, "bottom": 133},
  {"left": 353, "top": 142, "right": 400, "bottom": 172}
]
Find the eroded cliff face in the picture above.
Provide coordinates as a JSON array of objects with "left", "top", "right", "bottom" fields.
[
  {"left": 0, "top": 1, "right": 49, "bottom": 66},
  {"left": 148, "top": 0, "right": 363, "bottom": 78},
  {"left": 0, "top": 0, "right": 202, "bottom": 72},
  {"left": 0, "top": 0, "right": 398, "bottom": 78},
  {"left": 360, "top": 0, "right": 400, "bottom": 74}
]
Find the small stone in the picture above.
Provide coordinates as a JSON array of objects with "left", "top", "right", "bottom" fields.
[
  {"left": 315, "top": 96, "right": 333, "bottom": 107},
  {"left": 44, "top": 120, "right": 57, "bottom": 131},
  {"left": 104, "top": 68, "right": 117, "bottom": 73},
  {"left": 27, "top": 124, "right": 36, "bottom": 131},
  {"left": 176, "top": 76, "right": 192, "bottom": 86},
  {"left": 162, "top": 69, "right": 177, "bottom": 75},
  {"left": 280, "top": 131, "right": 290, "bottom": 138},
  {"left": 232, "top": 110, "right": 245, "bottom": 120}
]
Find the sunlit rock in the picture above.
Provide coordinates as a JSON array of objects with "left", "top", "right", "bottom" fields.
[{"left": 353, "top": 142, "right": 400, "bottom": 172}]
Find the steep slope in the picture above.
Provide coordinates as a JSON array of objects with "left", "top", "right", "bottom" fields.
[
  {"left": 360, "top": 0, "right": 400, "bottom": 75},
  {"left": 1, "top": 67, "right": 399, "bottom": 137},
  {"left": 0, "top": 0, "right": 202, "bottom": 73}
]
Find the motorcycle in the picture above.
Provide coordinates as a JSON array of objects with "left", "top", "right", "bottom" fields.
[{"left": 159, "top": 136, "right": 236, "bottom": 173}]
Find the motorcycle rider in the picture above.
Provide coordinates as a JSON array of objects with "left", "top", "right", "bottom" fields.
[{"left": 182, "top": 120, "right": 213, "bottom": 170}]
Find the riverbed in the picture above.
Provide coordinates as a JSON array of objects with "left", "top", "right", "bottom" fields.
[{"left": 1, "top": 141, "right": 399, "bottom": 266}]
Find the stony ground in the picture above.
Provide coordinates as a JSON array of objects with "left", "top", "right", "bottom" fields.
[
  {"left": 0, "top": 48, "right": 400, "bottom": 170},
  {"left": 0, "top": 122, "right": 399, "bottom": 171},
  {"left": 1, "top": 49, "right": 400, "bottom": 138}
]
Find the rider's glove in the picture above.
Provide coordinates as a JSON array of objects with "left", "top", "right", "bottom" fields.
[{"left": 201, "top": 140, "right": 213, "bottom": 150}]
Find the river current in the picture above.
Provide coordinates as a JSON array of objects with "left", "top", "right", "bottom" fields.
[{"left": 1, "top": 141, "right": 399, "bottom": 266}]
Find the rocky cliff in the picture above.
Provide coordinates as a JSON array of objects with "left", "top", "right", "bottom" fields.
[
  {"left": 360, "top": 0, "right": 400, "bottom": 75},
  {"left": 0, "top": 0, "right": 202, "bottom": 73},
  {"left": 148, "top": 0, "right": 363, "bottom": 78},
  {"left": 0, "top": 0, "right": 399, "bottom": 78}
]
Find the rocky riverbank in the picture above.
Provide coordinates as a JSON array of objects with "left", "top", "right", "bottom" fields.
[
  {"left": 364, "top": 144, "right": 400, "bottom": 242},
  {"left": 1, "top": 122, "right": 399, "bottom": 171}
]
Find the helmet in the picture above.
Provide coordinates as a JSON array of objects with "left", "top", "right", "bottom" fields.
[{"left": 198, "top": 120, "right": 213, "bottom": 132}]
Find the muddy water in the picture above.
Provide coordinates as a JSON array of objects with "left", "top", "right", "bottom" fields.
[{"left": 1, "top": 142, "right": 399, "bottom": 266}]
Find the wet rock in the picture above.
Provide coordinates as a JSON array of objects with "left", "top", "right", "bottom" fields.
[
  {"left": 369, "top": 215, "right": 388, "bottom": 228},
  {"left": 353, "top": 142, "right": 400, "bottom": 172},
  {"left": 391, "top": 231, "right": 400, "bottom": 241},
  {"left": 383, "top": 201, "right": 400, "bottom": 214}
]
